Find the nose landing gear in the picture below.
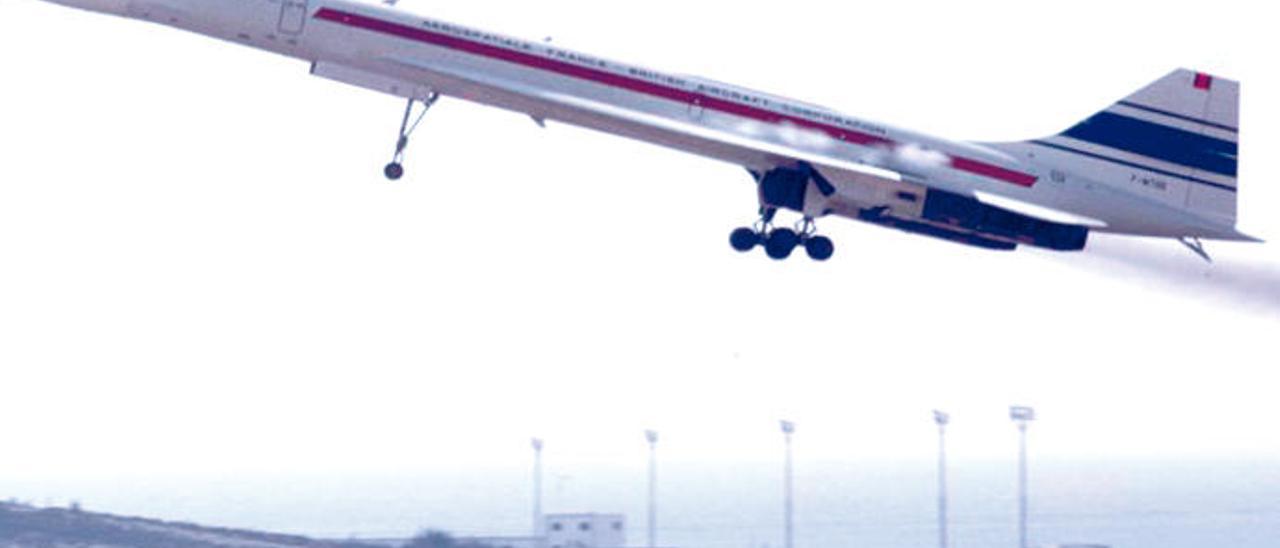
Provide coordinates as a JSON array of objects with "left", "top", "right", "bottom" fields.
[
  {"left": 383, "top": 92, "right": 440, "bottom": 181},
  {"left": 729, "top": 210, "right": 834, "bottom": 262}
]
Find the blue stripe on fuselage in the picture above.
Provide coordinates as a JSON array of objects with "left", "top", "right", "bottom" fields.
[{"left": 1063, "top": 112, "right": 1238, "bottom": 178}]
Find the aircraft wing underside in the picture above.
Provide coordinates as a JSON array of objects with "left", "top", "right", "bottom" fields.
[
  {"left": 375, "top": 55, "right": 916, "bottom": 182},
  {"left": 368, "top": 56, "right": 1091, "bottom": 252}
]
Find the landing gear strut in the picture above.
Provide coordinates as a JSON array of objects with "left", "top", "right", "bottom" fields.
[
  {"left": 729, "top": 210, "right": 834, "bottom": 262},
  {"left": 384, "top": 93, "right": 440, "bottom": 181}
]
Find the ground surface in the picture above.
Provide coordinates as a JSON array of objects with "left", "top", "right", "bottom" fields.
[{"left": 0, "top": 502, "right": 382, "bottom": 548}]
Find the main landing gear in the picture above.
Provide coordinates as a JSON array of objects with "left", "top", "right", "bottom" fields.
[
  {"left": 730, "top": 208, "right": 834, "bottom": 261},
  {"left": 383, "top": 93, "right": 441, "bottom": 181}
]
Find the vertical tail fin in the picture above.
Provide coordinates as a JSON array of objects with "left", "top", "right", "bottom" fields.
[{"left": 1036, "top": 69, "right": 1241, "bottom": 229}]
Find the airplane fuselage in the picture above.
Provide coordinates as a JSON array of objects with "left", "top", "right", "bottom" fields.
[{"left": 37, "top": 0, "right": 1253, "bottom": 257}]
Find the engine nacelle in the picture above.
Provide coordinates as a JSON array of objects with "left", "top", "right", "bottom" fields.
[
  {"left": 861, "top": 189, "right": 1089, "bottom": 252},
  {"left": 920, "top": 190, "right": 1089, "bottom": 251},
  {"left": 756, "top": 164, "right": 1088, "bottom": 252}
]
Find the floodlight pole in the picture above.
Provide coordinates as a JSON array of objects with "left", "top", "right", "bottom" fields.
[
  {"left": 532, "top": 438, "right": 544, "bottom": 543},
  {"left": 646, "top": 430, "right": 659, "bottom": 548},
  {"left": 934, "top": 411, "right": 950, "bottom": 548},
  {"left": 1009, "top": 407, "right": 1035, "bottom": 548},
  {"left": 781, "top": 420, "right": 796, "bottom": 548},
  {"left": 1018, "top": 421, "right": 1028, "bottom": 548}
]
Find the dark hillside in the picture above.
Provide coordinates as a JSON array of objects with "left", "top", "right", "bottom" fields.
[{"left": 0, "top": 502, "right": 383, "bottom": 548}]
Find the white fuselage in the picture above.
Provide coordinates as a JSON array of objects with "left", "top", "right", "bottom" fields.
[{"left": 40, "top": 0, "right": 1246, "bottom": 244}]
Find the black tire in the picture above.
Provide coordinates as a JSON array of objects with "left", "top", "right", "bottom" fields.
[
  {"left": 730, "top": 228, "right": 760, "bottom": 252},
  {"left": 384, "top": 163, "right": 405, "bottom": 181},
  {"left": 805, "top": 236, "right": 835, "bottom": 261},
  {"left": 765, "top": 228, "right": 800, "bottom": 260}
]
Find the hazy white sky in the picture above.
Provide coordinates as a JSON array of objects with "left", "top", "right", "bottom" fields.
[{"left": 1, "top": 0, "right": 1277, "bottom": 481}]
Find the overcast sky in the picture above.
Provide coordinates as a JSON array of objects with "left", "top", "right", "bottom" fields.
[{"left": 1, "top": 0, "right": 1277, "bottom": 482}]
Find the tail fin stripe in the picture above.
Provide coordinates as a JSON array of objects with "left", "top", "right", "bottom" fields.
[
  {"left": 1030, "top": 140, "right": 1236, "bottom": 193},
  {"left": 1017, "top": 69, "right": 1241, "bottom": 228},
  {"left": 1117, "top": 101, "right": 1238, "bottom": 133},
  {"left": 1062, "top": 112, "right": 1238, "bottom": 178}
]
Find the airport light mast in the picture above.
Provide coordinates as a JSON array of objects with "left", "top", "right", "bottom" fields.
[
  {"left": 781, "top": 420, "right": 796, "bottom": 548},
  {"left": 532, "top": 438, "right": 544, "bottom": 544},
  {"left": 1010, "top": 406, "right": 1036, "bottom": 548},
  {"left": 934, "top": 410, "right": 951, "bottom": 548},
  {"left": 646, "top": 430, "right": 659, "bottom": 548}
]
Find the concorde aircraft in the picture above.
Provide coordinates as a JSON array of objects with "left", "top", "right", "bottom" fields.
[{"left": 38, "top": 0, "right": 1257, "bottom": 261}]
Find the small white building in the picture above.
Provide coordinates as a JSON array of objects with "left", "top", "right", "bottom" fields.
[{"left": 544, "top": 513, "right": 626, "bottom": 548}]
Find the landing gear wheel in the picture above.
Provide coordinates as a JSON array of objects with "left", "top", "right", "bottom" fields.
[
  {"left": 765, "top": 228, "right": 800, "bottom": 260},
  {"left": 384, "top": 163, "right": 405, "bottom": 181},
  {"left": 730, "top": 227, "right": 761, "bottom": 252},
  {"left": 804, "top": 235, "right": 835, "bottom": 261}
]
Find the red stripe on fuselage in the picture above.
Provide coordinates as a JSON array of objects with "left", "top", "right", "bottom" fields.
[
  {"left": 949, "top": 157, "right": 1038, "bottom": 187},
  {"left": 314, "top": 8, "right": 1037, "bottom": 187}
]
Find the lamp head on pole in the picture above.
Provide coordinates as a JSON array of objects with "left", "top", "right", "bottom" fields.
[
  {"left": 532, "top": 438, "right": 544, "bottom": 451},
  {"left": 1010, "top": 406, "right": 1036, "bottom": 422},
  {"left": 933, "top": 410, "right": 951, "bottom": 426},
  {"left": 645, "top": 430, "right": 659, "bottom": 444},
  {"left": 780, "top": 420, "right": 796, "bottom": 435}
]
